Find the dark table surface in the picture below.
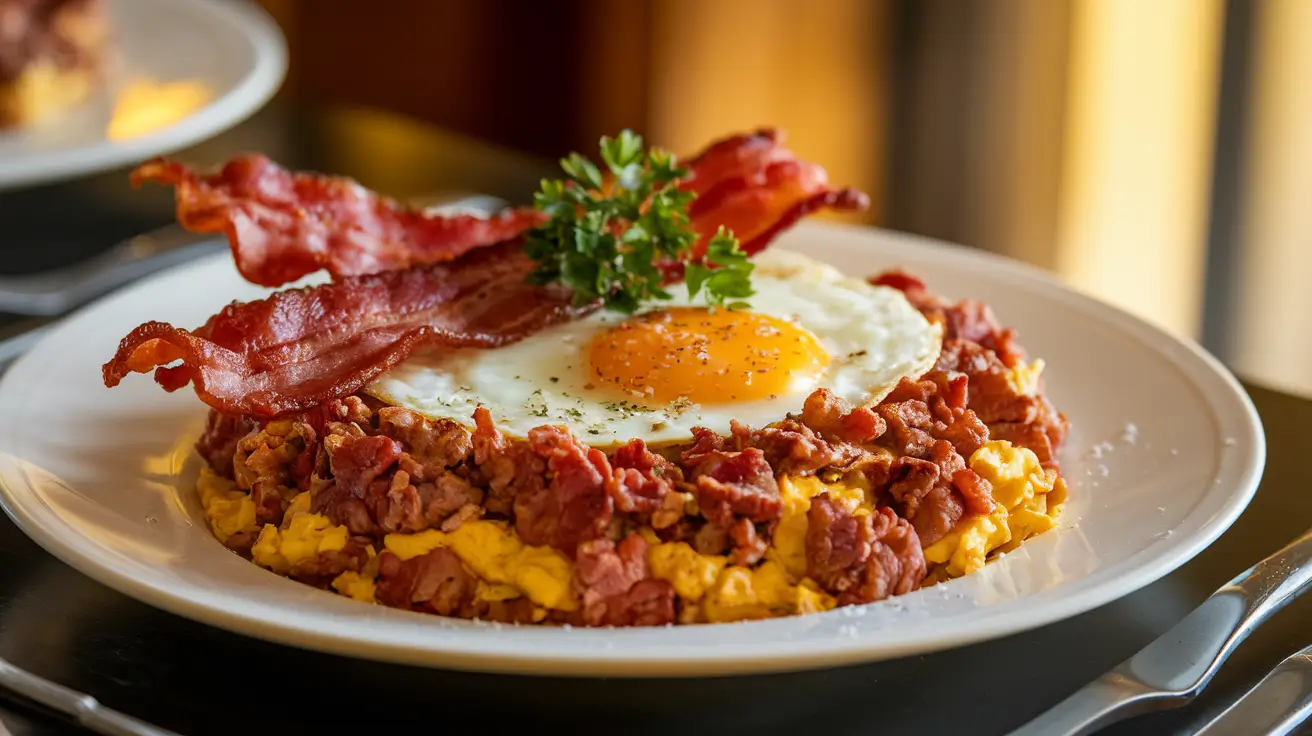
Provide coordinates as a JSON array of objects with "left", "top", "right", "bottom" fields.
[{"left": 0, "top": 103, "right": 1309, "bottom": 736}]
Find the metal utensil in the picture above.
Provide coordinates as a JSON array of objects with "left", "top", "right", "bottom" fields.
[
  {"left": 0, "top": 225, "right": 225, "bottom": 316},
  {"left": 1011, "top": 526, "right": 1312, "bottom": 736},
  {"left": 1193, "top": 643, "right": 1312, "bottom": 736},
  {"left": 0, "top": 658, "right": 179, "bottom": 736}
]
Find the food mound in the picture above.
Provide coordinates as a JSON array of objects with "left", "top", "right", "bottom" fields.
[
  {"left": 104, "top": 128, "right": 1068, "bottom": 627},
  {"left": 0, "top": 0, "right": 110, "bottom": 128}
]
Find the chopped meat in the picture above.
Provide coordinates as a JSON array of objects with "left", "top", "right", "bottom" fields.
[
  {"left": 513, "top": 426, "right": 613, "bottom": 554},
  {"left": 471, "top": 406, "right": 540, "bottom": 515},
  {"left": 798, "top": 388, "right": 886, "bottom": 444},
  {"left": 288, "top": 541, "right": 370, "bottom": 580},
  {"left": 885, "top": 440, "right": 968, "bottom": 545},
  {"left": 378, "top": 407, "right": 473, "bottom": 480},
  {"left": 688, "top": 448, "right": 781, "bottom": 527},
  {"left": 324, "top": 432, "right": 402, "bottom": 495},
  {"left": 875, "top": 399, "right": 935, "bottom": 458},
  {"left": 608, "top": 439, "right": 683, "bottom": 528},
  {"left": 692, "top": 521, "right": 730, "bottom": 555},
  {"left": 574, "top": 535, "right": 676, "bottom": 627},
  {"left": 728, "top": 518, "right": 767, "bottom": 566},
  {"left": 195, "top": 410, "right": 255, "bottom": 477},
  {"left": 806, "top": 495, "right": 926, "bottom": 605},
  {"left": 884, "top": 373, "right": 989, "bottom": 459},
  {"left": 375, "top": 548, "right": 473, "bottom": 616}
]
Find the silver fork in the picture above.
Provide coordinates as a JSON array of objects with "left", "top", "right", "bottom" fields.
[{"left": 1012, "top": 526, "right": 1312, "bottom": 735}]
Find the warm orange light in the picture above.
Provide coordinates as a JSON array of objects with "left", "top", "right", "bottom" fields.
[
  {"left": 106, "top": 77, "right": 211, "bottom": 141},
  {"left": 587, "top": 307, "right": 829, "bottom": 404}
]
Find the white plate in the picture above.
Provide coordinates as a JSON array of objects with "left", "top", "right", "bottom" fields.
[
  {"left": 0, "top": 222, "right": 1264, "bottom": 677},
  {"left": 0, "top": 0, "right": 286, "bottom": 192}
]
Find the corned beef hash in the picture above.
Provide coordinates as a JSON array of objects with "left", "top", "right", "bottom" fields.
[{"left": 103, "top": 129, "right": 1068, "bottom": 627}]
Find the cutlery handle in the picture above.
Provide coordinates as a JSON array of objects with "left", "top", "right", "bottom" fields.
[
  {"left": 0, "top": 225, "right": 223, "bottom": 316},
  {"left": 1011, "top": 526, "right": 1312, "bottom": 736},
  {"left": 1194, "top": 643, "right": 1312, "bottom": 736},
  {"left": 0, "top": 658, "right": 179, "bottom": 736}
]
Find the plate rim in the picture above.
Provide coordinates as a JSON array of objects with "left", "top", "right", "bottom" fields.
[
  {"left": 0, "top": 0, "right": 288, "bottom": 192},
  {"left": 0, "top": 220, "right": 1267, "bottom": 677}
]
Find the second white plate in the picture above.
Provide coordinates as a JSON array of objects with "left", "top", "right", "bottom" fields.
[{"left": 0, "top": 0, "right": 286, "bottom": 191}]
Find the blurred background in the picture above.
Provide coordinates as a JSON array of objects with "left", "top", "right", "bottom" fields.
[{"left": 4, "top": 0, "right": 1310, "bottom": 397}]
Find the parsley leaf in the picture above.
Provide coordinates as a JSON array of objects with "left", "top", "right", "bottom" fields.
[
  {"left": 524, "top": 130, "right": 755, "bottom": 312},
  {"left": 684, "top": 227, "right": 756, "bottom": 309}
]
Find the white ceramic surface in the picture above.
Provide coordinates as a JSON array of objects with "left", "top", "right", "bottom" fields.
[
  {"left": 0, "top": 0, "right": 286, "bottom": 191},
  {"left": 0, "top": 221, "right": 1265, "bottom": 677}
]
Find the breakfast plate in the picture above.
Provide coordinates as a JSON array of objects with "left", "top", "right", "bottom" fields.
[
  {"left": 0, "top": 0, "right": 286, "bottom": 191},
  {"left": 0, "top": 219, "right": 1264, "bottom": 676}
]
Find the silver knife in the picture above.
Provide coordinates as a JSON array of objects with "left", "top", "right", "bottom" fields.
[
  {"left": 1193, "top": 644, "right": 1312, "bottom": 736},
  {"left": 1011, "top": 526, "right": 1312, "bottom": 736}
]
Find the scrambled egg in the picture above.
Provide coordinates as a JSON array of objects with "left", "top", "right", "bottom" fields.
[
  {"left": 1004, "top": 359, "right": 1046, "bottom": 396},
  {"left": 331, "top": 550, "right": 380, "bottom": 603},
  {"left": 383, "top": 521, "right": 578, "bottom": 611},
  {"left": 770, "top": 474, "right": 871, "bottom": 578},
  {"left": 644, "top": 535, "right": 837, "bottom": 623},
  {"left": 197, "top": 466, "right": 259, "bottom": 543},
  {"left": 924, "top": 440, "right": 1065, "bottom": 579},
  {"left": 251, "top": 512, "right": 350, "bottom": 575},
  {"left": 647, "top": 541, "right": 727, "bottom": 602},
  {"left": 700, "top": 560, "right": 835, "bottom": 623}
]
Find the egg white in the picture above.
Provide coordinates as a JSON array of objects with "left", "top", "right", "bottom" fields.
[{"left": 365, "top": 249, "right": 942, "bottom": 446}]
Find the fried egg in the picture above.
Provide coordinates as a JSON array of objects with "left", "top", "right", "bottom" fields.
[{"left": 366, "top": 249, "right": 942, "bottom": 446}]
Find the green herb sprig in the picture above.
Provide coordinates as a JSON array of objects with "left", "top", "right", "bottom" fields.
[{"left": 523, "top": 130, "right": 755, "bottom": 313}]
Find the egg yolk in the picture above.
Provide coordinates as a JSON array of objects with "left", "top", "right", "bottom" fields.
[{"left": 587, "top": 307, "right": 830, "bottom": 404}]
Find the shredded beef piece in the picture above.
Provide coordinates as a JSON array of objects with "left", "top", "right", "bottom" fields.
[
  {"left": 875, "top": 399, "right": 935, "bottom": 458},
  {"left": 692, "top": 521, "right": 730, "bottom": 555},
  {"left": 885, "top": 440, "right": 971, "bottom": 545},
  {"left": 313, "top": 429, "right": 403, "bottom": 534},
  {"left": 513, "top": 426, "right": 613, "bottom": 555},
  {"left": 805, "top": 495, "right": 926, "bottom": 605},
  {"left": 288, "top": 541, "right": 369, "bottom": 579},
  {"left": 377, "top": 407, "right": 472, "bottom": 480},
  {"left": 608, "top": 439, "right": 683, "bottom": 528},
  {"left": 471, "top": 407, "right": 541, "bottom": 515},
  {"left": 574, "top": 535, "right": 675, "bottom": 626},
  {"left": 325, "top": 432, "right": 402, "bottom": 495},
  {"left": 680, "top": 423, "right": 751, "bottom": 467},
  {"left": 941, "top": 300, "right": 1025, "bottom": 368},
  {"left": 883, "top": 373, "right": 989, "bottom": 459},
  {"left": 312, "top": 482, "right": 377, "bottom": 535},
  {"left": 751, "top": 420, "right": 853, "bottom": 475},
  {"left": 369, "top": 469, "right": 423, "bottom": 533},
  {"left": 799, "top": 388, "right": 887, "bottom": 444},
  {"left": 421, "top": 473, "right": 483, "bottom": 524},
  {"left": 195, "top": 410, "right": 255, "bottom": 478},
  {"left": 935, "top": 339, "right": 1068, "bottom": 468},
  {"left": 728, "top": 518, "right": 767, "bottom": 566},
  {"left": 375, "top": 549, "right": 473, "bottom": 615},
  {"left": 327, "top": 395, "right": 375, "bottom": 428},
  {"left": 688, "top": 448, "right": 781, "bottom": 528}
]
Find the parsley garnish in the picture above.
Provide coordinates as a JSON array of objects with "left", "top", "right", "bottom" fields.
[{"left": 524, "top": 130, "right": 755, "bottom": 313}]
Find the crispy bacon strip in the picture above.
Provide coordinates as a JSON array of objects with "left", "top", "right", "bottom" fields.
[
  {"left": 682, "top": 128, "right": 869, "bottom": 259},
  {"left": 102, "top": 241, "right": 592, "bottom": 418},
  {"left": 134, "top": 128, "right": 865, "bottom": 288},
  {"left": 108, "top": 130, "right": 869, "bottom": 418},
  {"left": 130, "top": 156, "right": 548, "bottom": 288}
]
